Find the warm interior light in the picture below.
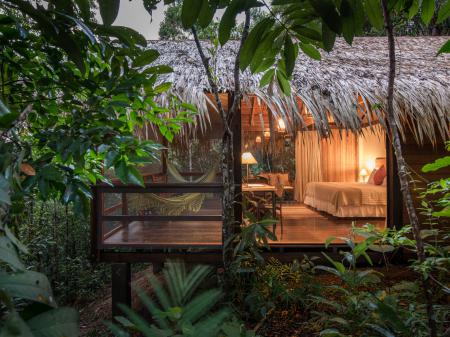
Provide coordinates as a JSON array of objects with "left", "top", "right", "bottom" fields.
[
  {"left": 242, "top": 152, "right": 257, "bottom": 183},
  {"left": 255, "top": 136, "right": 262, "bottom": 143},
  {"left": 264, "top": 131, "right": 270, "bottom": 138},
  {"left": 360, "top": 168, "right": 368, "bottom": 182},
  {"left": 366, "top": 159, "right": 376, "bottom": 171},
  {"left": 277, "top": 118, "right": 286, "bottom": 132},
  {"left": 241, "top": 152, "right": 257, "bottom": 164}
]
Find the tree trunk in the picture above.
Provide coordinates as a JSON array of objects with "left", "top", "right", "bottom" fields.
[
  {"left": 221, "top": 130, "right": 234, "bottom": 268},
  {"left": 191, "top": 10, "right": 251, "bottom": 269},
  {"left": 380, "top": 1, "right": 436, "bottom": 336}
]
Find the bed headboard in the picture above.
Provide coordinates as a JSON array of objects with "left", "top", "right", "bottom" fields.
[{"left": 375, "top": 157, "right": 386, "bottom": 168}]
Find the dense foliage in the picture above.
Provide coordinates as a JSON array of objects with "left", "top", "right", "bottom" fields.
[
  {"left": 0, "top": 0, "right": 192, "bottom": 334},
  {"left": 159, "top": 1, "right": 267, "bottom": 40},
  {"left": 19, "top": 200, "right": 109, "bottom": 305},
  {"left": 1, "top": 1, "right": 449, "bottom": 336}
]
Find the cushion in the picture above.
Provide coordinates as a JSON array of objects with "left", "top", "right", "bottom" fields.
[
  {"left": 373, "top": 165, "right": 386, "bottom": 185},
  {"left": 367, "top": 169, "right": 377, "bottom": 184},
  {"left": 268, "top": 174, "right": 278, "bottom": 187},
  {"left": 277, "top": 173, "right": 290, "bottom": 186}
]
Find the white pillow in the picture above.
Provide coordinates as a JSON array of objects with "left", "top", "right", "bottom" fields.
[{"left": 367, "top": 169, "right": 377, "bottom": 184}]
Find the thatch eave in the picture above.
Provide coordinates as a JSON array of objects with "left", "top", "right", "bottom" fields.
[{"left": 148, "top": 36, "right": 450, "bottom": 144}]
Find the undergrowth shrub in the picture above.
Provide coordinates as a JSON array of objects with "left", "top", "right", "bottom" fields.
[
  {"left": 245, "top": 257, "right": 321, "bottom": 318},
  {"left": 18, "top": 199, "right": 110, "bottom": 305}
]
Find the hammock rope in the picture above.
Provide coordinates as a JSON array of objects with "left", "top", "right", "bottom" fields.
[
  {"left": 166, "top": 160, "right": 217, "bottom": 183},
  {"left": 129, "top": 162, "right": 218, "bottom": 216}
]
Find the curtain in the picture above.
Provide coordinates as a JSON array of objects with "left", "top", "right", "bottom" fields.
[
  {"left": 295, "top": 131, "right": 323, "bottom": 201},
  {"left": 321, "top": 129, "right": 358, "bottom": 182},
  {"left": 295, "top": 130, "right": 358, "bottom": 201}
]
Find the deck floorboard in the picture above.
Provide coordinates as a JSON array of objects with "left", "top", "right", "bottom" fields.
[{"left": 104, "top": 204, "right": 386, "bottom": 247}]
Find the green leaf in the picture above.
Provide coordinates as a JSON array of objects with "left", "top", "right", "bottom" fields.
[
  {"left": 437, "top": 39, "right": 450, "bottom": 55},
  {"left": 319, "top": 328, "right": 345, "bottom": 336},
  {"left": 27, "top": 307, "right": 79, "bottom": 337},
  {"left": 322, "top": 23, "right": 336, "bottom": 52},
  {"left": 99, "top": 0, "right": 120, "bottom": 26},
  {"left": 198, "top": 0, "right": 216, "bottom": 28},
  {"left": 325, "top": 236, "right": 336, "bottom": 248},
  {"left": 437, "top": 0, "right": 450, "bottom": 23},
  {"left": 104, "top": 321, "right": 131, "bottom": 337},
  {"left": 299, "top": 42, "right": 321, "bottom": 60},
  {"left": 56, "top": 33, "right": 85, "bottom": 73},
  {"left": 143, "top": 65, "right": 173, "bottom": 74},
  {"left": 0, "top": 270, "right": 57, "bottom": 307},
  {"left": 240, "top": 17, "right": 275, "bottom": 70},
  {"left": 0, "top": 175, "right": 11, "bottom": 205},
  {"left": 408, "top": 0, "right": 420, "bottom": 19},
  {"left": 219, "top": 0, "right": 239, "bottom": 45},
  {"left": 0, "top": 313, "right": 34, "bottom": 337},
  {"left": 259, "top": 68, "right": 275, "bottom": 87},
  {"left": 340, "top": 0, "right": 364, "bottom": 44},
  {"left": 4, "top": 225, "right": 28, "bottom": 254},
  {"left": 133, "top": 49, "right": 160, "bottom": 68},
  {"left": 421, "top": 0, "right": 435, "bottom": 24},
  {"left": 75, "top": 0, "right": 91, "bottom": 20},
  {"left": 0, "top": 99, "right": 19, "bottom": 129},
  {"left": 95, "top": 25, "right": 147, "bottom": 47},
  {"left": 283, "top": 36, "right": 296, "bottom": 78},
  {"left": 276, "top": 69, "right": 291, "bottom": 96},
  {"left": 364, "top": 0, "right": 384, "bottom": 30},
  {"left": 115, "top": 161, "right": 144, "bottom": 186},
  {"left": 0, "top": 236, "right": 25, "bottom": 270},
  {"left": 309, "top": 0, "right": 342, "bottom": 34},
  {"left": 154, "top": 82, "right": 172, "bottom": 94},
  {"left": 422, "top": 156, "right": 450, "bottom": 172},
  {"left": 181, "top": 0, "right": 203, "bottom": 28}
]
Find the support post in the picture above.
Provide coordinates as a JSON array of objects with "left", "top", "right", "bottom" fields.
[
  {"left": 386, "top": 135, "right": 402, "bottom": 228},
  {"left": 111, "top": 263, "right": 131, "bottom": 317},
  {"left": 231, "top": 93, "right": 242, "bottom": 232}
]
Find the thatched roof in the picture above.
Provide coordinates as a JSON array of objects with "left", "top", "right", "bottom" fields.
[{"left": 148, "top": 37, "right": 449, "bottom": 143}]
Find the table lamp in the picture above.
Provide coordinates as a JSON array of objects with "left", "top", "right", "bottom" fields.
[
  {"left": 360, "top": 168, "right": 368, "bottom": 182},
  {"left": 241, "top": 152, "right": 257, "bottom": 183}
]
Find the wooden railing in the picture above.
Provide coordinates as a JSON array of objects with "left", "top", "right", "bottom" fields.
[{"left": 91, "top": 183, "right": 224, "bottom": 253}]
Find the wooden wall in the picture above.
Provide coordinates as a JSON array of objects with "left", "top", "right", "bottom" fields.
[{"left": 400, "top": 131, "right": 449, "bottom": 228}]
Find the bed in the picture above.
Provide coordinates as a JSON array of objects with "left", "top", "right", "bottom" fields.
[{"left": 304, "top": 182, "right": 386, "bottom": 218}]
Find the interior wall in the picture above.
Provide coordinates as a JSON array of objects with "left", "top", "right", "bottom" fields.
[{"left": 358, "top": 126, "right": 386, "bottom": 179}]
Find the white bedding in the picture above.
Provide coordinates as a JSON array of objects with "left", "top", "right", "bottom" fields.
[{"left": 304, "top": 182, "right": 386, "bottom": 218}]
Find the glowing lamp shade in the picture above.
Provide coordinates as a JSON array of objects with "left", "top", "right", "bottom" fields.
[
  {"left": 255, "top": 136, "right": 262, "bottom": 143},
  {"left": 360, "top": 168, "right": 368, "bottom": 182},
  {"left": 242, "top": 152, "right": 257, "bottom": 182},
  {"left": 241, "top": 152, "right": 257, "bottom": 165},
  {"left": 264, "top": 131, "right": 271, "bottom": 138},
  {"left": 277, "top": 118, "right": 286, "bottom": 132}
]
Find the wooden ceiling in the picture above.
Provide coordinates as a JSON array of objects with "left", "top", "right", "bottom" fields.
[{"left": 204, "top": 93, "right": 379, "bottom": 134}]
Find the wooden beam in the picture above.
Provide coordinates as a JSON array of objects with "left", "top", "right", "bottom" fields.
[
  {"left": 111, "top": 263, "right": 131, "bottom": 317},
  {"left": 386, "top": 134, "right": 402, "bottom": 228},
  {"left": 230, "top": 93, "right": 243, "bottom": 233},
  {"left": 248, "top": 96, "right": 257, "bottom": 126}
]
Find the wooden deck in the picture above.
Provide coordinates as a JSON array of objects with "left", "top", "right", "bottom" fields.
[{"left": 103, "top": 204, "right": 385, "bottom": 248}]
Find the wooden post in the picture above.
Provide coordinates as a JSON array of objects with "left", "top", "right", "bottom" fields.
[
  {"left": 231, "top": 93, "right": 242, "bottom": 232},
  {"left": 162, "top": 136, "right": 168, "bottom": 183},
  {"left": 386, "top": 135, "right": 402, "bottom": 228},
  {"left": 111, "top": 263, "right": 131, "bottom": 318},
  {"left": 268, "top": 109, "right": 275, "bottom": 170}
]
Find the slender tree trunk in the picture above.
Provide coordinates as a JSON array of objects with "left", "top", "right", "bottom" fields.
[
  {"left": 381, "top": 1, "right": 436, "bottom": 336},
  {"left": 191, "top": 10, "right": 251, "bottom": 269}
]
